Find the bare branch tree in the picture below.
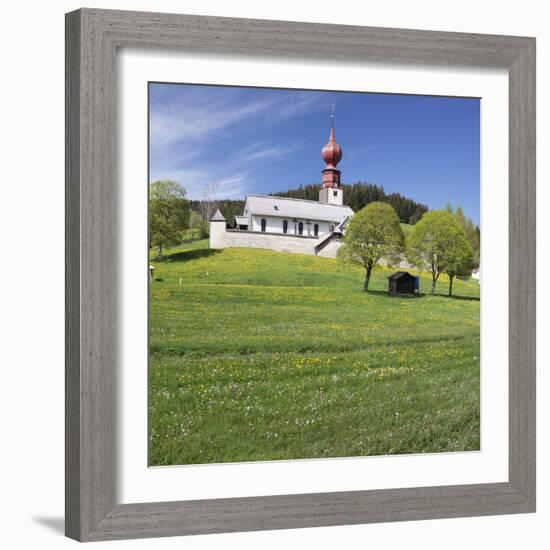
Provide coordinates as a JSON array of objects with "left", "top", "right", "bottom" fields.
[{"left": 200, "top": 180, "right": 220, "bottom": 221}]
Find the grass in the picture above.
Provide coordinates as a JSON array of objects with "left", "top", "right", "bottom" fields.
[
  {"left": 400, "top": 222, "right": 413, "bottom": 236},
  {"left": 149, "top": 240, "right": 480, "bottom": 465}
]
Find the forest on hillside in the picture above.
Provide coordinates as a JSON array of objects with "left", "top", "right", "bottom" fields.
[
  {"left": 190, "top": 182, "right": 429, "bottom": 225},
  {"left": 272, "top": 182, "right": 429, "bottom": 224}
]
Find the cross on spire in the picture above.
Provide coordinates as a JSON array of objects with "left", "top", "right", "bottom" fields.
[{"left": 330, "top": 102, "right": 336, "bottom": 129}]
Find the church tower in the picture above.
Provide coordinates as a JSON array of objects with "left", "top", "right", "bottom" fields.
[{"left": 319, "top": 114, "right": 344, "bottom": 206}]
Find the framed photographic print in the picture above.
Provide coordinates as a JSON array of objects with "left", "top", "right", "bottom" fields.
[{"left": 65, "top": 8, "right": 536, "bottom": 542}]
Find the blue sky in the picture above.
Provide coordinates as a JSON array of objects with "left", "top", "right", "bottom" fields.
[{"left": 149, "top": 83, "right": 480, "bottom": 224}]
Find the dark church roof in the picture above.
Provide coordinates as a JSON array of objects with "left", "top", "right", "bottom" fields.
[{"left": 387, "top": 271, "right": 416, "bottom": 280}]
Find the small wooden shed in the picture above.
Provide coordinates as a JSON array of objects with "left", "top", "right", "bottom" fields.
[{"left": 388, "top": 271, "right": 417, "bottom": 295}]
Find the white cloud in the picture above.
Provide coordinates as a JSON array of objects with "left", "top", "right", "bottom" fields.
[
  {"left": 150, "top": 87, "right": 326, "bottom": 151},
  {"left": 346, "top": 143, "right": 379, "bottom": 161},
  {"left": 150, "top": 92, "right": 276, "bottom": 149},
  {"left": 232, "top": 140, "right": 303, "bottom": 164},
  {"left": 149, "top": 166, "right": 257, "bottom": 201},
  {"left": 149, "top": 85, "right": 330, "bottom": 199}
]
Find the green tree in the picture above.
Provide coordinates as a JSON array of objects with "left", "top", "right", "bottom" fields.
[
  {"left": 189, "top": 210, "right": 208, "bottom": 240},
  {"left": 442, "top": 204, "right": 481, "bottom": 269},
  {"left": 407, "top": 210, "right": 472, "bottom": 295},
  {"left": 338, "top": 202, "right": 405, "bottom": 292},
  {"left": 149, "top": 180, "right": 189, "bottom": 259},
  {"left": 453, "top": 205, "right": 480, "bottom": 269},
  {"left": 443, "top": 228, "right": 474, "bottom": 296}
]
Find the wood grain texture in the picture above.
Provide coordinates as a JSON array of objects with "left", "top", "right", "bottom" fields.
[
  {"left": 65, "top": 9, "right": 81, "bottom": 541},
  {"left": 65, "top": 8, "right": 536, "bottom": 542},
  {"left": 508, "top": 41, "right": 536, "bottom": 509},
  {"left": 66, "top": 8, "right": 116, "bottom": 540}
]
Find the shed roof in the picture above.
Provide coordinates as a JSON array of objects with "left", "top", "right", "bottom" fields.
[
  {"left": 245, "top": 194, "right": 354, "bottom": 223},
  {"left": 387, "top": 271, "right": 416, "bottom": 280}
]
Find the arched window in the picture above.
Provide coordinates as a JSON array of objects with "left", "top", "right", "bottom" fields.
[
  {"left": 314, "top": 223, "right": 319, "bottom": 237},
  {"left": 261, "top": 218, "right": 266, "bottom": 232},
  {"left": 283, "top": 220, "right": 288, "bottom": 234},
  {"left": 298, "top": 222, "right": 304, "bottom": 235}
]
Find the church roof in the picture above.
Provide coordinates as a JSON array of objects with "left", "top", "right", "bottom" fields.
[
  {"left": 245, "top": 195, "right": 353, "bottom": 223},
  {"left": 210, "top": 208, "right": 226, "bottom": 221}
]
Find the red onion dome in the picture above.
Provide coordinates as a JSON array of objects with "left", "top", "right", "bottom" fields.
[{"left": 321, "top": 127, "right": 342, "bottom": 169}]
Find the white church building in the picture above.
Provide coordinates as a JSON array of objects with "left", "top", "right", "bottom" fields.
[{"left": 210, "top": 124, "right": 354, "bottom": 258}]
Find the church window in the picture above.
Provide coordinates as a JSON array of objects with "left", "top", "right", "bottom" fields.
[
  {"left": 333, "top": 190, "right": 338, "bottom": 197},
  {"left": 298, "top": 222, "right": 304, "bottom": 235},
  {"left": 283, "top": 220, "right": 288, "bottom": 233},
  {"left": 261, "top": 218, "right": 266, "bottom": 232},
  {"left": 314, "top": 223, "right": 319, "bottom": 236}
]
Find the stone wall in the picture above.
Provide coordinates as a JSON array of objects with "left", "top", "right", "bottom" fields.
[
  {"left": 209, "top": 221, "right": 347, "bottom": 258},
  {"left": 316, "top": 238, "right": 342, "bottom": 258},
  {"left": 209, "top": 223, "right": 416, "bottom": 264},
  {"left": 209, "top": 215, "right": 352, "bottom": 258},
  {"left": 222, "top": 230, "right": 319, "bottom": 255}
]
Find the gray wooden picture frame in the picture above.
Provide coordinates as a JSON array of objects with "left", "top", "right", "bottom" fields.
[{"left": 65, "top": 8, "right": 536, "bottom": 542}]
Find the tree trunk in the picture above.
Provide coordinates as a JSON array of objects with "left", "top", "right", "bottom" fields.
[
  {"left": 431, "top": 274, "right": 436, "bottom": 295},
  {"left": 448, "top": 274, "right": 454, "bottom": 296},
  {"left": 364, "top": 269, "right": 371, "bottom": 292},
  {"left": 158, "top": 244, "right": 163, "bottom": 260}
]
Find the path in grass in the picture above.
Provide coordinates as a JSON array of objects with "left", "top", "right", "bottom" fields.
[{"left": 149, "top": 240, "right": 480, "bottom": 465}]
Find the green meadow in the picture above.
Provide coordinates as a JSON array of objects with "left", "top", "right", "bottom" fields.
[{"left": 149, "top": 239, "right": 480, "bottom": 466}]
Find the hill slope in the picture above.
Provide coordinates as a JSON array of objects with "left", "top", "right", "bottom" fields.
[{"left": 149, "top": 241, "right": 480, "bottom": 465}]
